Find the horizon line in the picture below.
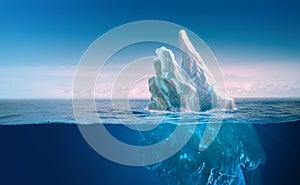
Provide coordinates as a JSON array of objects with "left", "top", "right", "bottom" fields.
[{"left": 1, "top": 96, "right": 300, "bottom": 100}]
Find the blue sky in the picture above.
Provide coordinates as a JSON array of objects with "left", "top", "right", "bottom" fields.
[{"left": 1, "top": 0, "right": 300, "bottom": 98}]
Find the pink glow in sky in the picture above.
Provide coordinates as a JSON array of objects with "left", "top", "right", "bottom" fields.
[{"left": 1, "top": 61, "right": 300, "bottom": 99}]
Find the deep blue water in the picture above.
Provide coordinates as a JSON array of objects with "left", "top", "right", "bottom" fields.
[{"left": 0, "top": 98, "right": 300, "bottom": 185}]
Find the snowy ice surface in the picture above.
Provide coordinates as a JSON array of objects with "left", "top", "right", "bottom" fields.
[{"left": 148, "top": 30, "right": 236, "bottom": 112}]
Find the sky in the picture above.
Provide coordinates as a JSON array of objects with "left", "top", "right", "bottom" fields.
[{"left": 0, "top": 0, "right": 300, "bottom": 98}]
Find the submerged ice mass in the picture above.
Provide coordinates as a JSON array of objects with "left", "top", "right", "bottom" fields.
[
  {"left": 142, "top": 121, "right": 265, "bottom": 185},
  {"left": 148, "top": 30, "right": 236, "bottom": 112}
]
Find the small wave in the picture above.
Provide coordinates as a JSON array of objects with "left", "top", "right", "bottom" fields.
[
  {"left": 265, "top": 119, "right": 300, "bottom": 125},
  {"left": 32, "top": 120, "right": 82, "bottom": 125},
  {"left": 0, "top": 121, "right": 78, "bottom": 126},
  {"left": 131, "top": 110, "right": 148, "bottom": 115},
  {"left": 0, "top": 114, "right": 21, "bottom": 119}
]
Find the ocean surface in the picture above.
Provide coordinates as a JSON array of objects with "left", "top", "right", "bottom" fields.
[{"left": 0, "top": 98, "right": 300, "bottom": 185}]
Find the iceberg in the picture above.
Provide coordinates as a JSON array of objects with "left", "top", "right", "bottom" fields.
[
  {"left": 144, "top": 30, "right": 264, "bottom": 185},
  {"left": 148, "top": 30, "right": 236, "bottom": 112}
]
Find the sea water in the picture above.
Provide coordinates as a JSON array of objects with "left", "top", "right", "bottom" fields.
[{"left": 0, "top": 98, "right": 300, "bottom": 185}]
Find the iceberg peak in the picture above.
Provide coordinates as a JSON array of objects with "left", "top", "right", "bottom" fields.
[{"left": 148, "top": 30, "right": 236, "bottom": 112}]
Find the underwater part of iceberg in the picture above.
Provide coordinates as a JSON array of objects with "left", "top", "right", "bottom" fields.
[
  {"left": 142, "top": 121, "right": 266, "bottom": 185},
  {"left": 148, "top": 30, "right": 236, "bottom": 112}
]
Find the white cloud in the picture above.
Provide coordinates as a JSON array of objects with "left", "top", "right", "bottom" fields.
[
  {"left": 221, "top": 62, "right": 300, "bottom": 97},
  {"left": 0, "top": 66, "right": 76, "bottom": 99}
]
